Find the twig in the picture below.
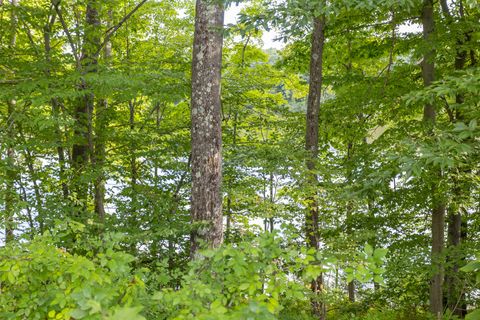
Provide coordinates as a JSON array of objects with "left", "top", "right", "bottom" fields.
[
  {"left": 442, "top": 96, "right": 455, "bottom": 122},
  {"left": 20, "top": 19, "right": 41, "bottom": 56}
]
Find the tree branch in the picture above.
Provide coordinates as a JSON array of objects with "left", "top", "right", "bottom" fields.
[
  {"left": 442, "top": 96, "right": 455, "bottom": 122},
  {"left": 52, "top": 0, "right": 81, "bottom": 69},
  {"left": 94, "top": 0, "right": 148, "bottom": 57}
]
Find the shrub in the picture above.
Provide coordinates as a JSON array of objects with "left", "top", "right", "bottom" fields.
[{"left": 0, "top": 227, "right": 146, "bottom": 320}]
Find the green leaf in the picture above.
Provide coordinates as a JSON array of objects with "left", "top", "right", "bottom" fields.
[
  {"left": 86, "top": 300, "right": 102, "bottom": 315},
  {"left": 373, "top": 275, "right": 383, "bottom": 284},
  {"left": 466, "top": 309, "right": 480, "bottom": 320},
  {"left": 364, "top": 243, "right": 374, "bottom": 256},
  {"left": 239, "top": 283, "right": 250, "bottom": 291},
  {"left": 105, "top": 307, "right": 145, "bottom": 320},
  {"left": 460, "top": 261, "right": 480, "bottom": 273},
  {"left": 69, "top": 309, "right": 88, "bottom": 319},
  {"left": 373, "top": 248, "right": 388, "bottom": 260}
]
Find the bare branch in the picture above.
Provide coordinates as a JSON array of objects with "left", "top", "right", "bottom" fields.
[
  {"left": 94, "top": 0, "right": 148, "bottom": 57},
  {"left": 52, "top": 0, "right": 81, "bottom": 69},
  {"left": 442, "top": 96, "right": 455, "bottom": 122}
]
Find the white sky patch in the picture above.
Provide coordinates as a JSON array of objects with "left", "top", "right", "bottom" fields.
[
  {"left": 225, "top": 3, "right": 284, "bottom": 50},
  {"left": 398, "top": 23, "right": 423, "bottom": 34}
]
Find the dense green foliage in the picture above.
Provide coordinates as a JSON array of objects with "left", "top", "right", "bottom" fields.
[{"left": 0, "top": 0, "right": 479, "bottom": 319}]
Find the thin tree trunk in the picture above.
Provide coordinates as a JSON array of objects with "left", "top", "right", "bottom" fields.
[
  {"left": 225, "top": 112, "right": 238, "bottom": 242},
  {"left": 44, "top": 11, "right": 69, "bottom": 200},
  {"left": 17, "top": 128, "right": 45, "bottom": 233},
  {"left": 93, "top": 9, "right": 112, "bottom": 222},
  {"left": 421, "top": 1, "right": 445, "bottom": 318},
  {"left": 4, "top": 0, "right": 19, "bottom": 243},
  {"left": 52, "top": 99, "right": 69, "bottom": 199},
  {"left": 367, "top": 197, "right": 381, "bottom": 292},
  {"left": 226, "top": 196, "right": 232, "bottom": 240},
  {"left": 18, "top": 180, "right": 34, "bottom": 239},
  {"left": 346, "top": 142, "right": 355, "bottom": 302},
  {"left": 129, "top": 100, "right": 138, "bottom": 195},
  {"left": 344, "top": 36, "right": 356, "bottom": 303},
  {"left": 167, "top": 155, "right": 190, "bottom": 282},
  {"left": 71, "top": 0, "right": 100, "bottom": 215},
  {"left": 269, "top": 172, "right": 274, "bottom": 233},
  {"left": 190, "top": 0, "right": 224, "bottom": 258},
  {"left": 263, "top": 173, "right": 268, "bottom": 232},
  {"left": 5, "top": 100, "right": 16, "bottom": 243},
  {"left": 150, "top": 102, "right": 163, "bottom": 259},
  {"left": 440, "top": 2, "right": 469, "bottom": 317},
  {"left": 129, "top": 99, "right": 138, "bottom": 253},
  {"left": 446, "top": 203, "right": 463, "bottom": 316},
  {"left": 305, "top": 14, "right": 326, "bottom": 320}
]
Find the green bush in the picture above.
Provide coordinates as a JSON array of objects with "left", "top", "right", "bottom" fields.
[
  {"left": 0, "top": 226, "right": 146, "bottom": 320},
  {"left": 0, "top": 227, "right": 388, "bottom": 320},
  {"left": 151, "top": 232, "right": 320, "bottom": 319},
  {"left": 461, "top": 256, "right": 480, "bottom": 320}
]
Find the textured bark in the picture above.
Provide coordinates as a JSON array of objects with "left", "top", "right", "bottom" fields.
[
  {"left": 305, "top": 15, "right": 326, "bottom": 319},
  {"left": 347, "top": 281, "right": 355, "bottom": 302},
  {"left": 71, "top": 0, "right": 100, "bottom": 213},
  {"left": 190, "top": 0, "right": 224, "bottom": 257},
  {"left": 422, "top": 2, "right": 445, "bottom": 318}
]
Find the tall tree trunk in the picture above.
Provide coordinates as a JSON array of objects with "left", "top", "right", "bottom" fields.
[
  {"left": 446, "top": 201, "right": 464, "bottom": 317},
  {"left": 71, "top": 0, "right": 100, "bottom": 215},
  {"left": 44, "top": 10, "right": 69, "bottom": 201},
  {"left": 4, "top": 0, "right": 19, "bottom": 243},
  {"left": 440, "top": 2, "right": 469, "bottom": 316},
  {"left": 128, "top": 99, "right": 138, "bottom": 253},
  {"left": 93, "top": 9, "right": 112, "bottom": 222},
  {"left": 344, "top": 37, "right": 356, "bottom": 303},
  {"left": 421, "top": 1, "right": 445, "bottom": 318},
  {"left": 190, "top": 0, "right": 224, "bottom": 257},
  {"left": 305, "top": 14, "right": 326, "bottom": 319},
  {"left": 129, "top": 100, "right": 138, "bottom": 205}
]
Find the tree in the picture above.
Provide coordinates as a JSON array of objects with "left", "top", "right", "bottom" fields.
[
  {"left": 190, "top": 0, "right": 225, "bottom": 257},
  {"left": 68, "top": 0, "right": 101, "bottom": 215},
  {"left": 305, "top": 13, "right": 326, "bottom": 319},
  {"left": 4, "top": 0, "right": 19, "bottom": 243},
  {"left": 421, "top": 1, "right": 445, "bottom": 318},
  {"left": 440, "top": 1, "right": 474, "bottom": 316}
]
